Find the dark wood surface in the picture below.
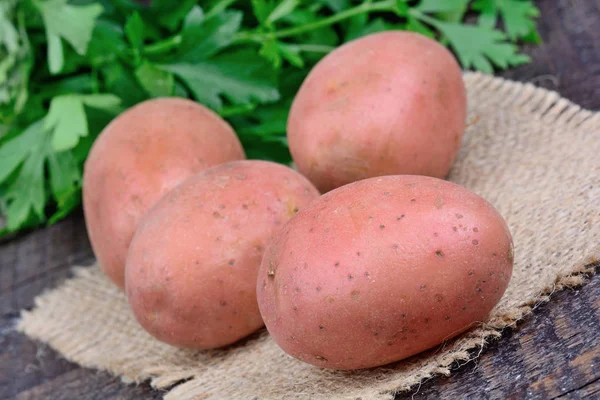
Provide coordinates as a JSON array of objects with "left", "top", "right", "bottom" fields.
[{"left": 1, "top": 1, "right": 599, "bottom": 399}]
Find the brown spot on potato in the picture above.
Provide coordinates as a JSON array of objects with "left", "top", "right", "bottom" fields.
[
  {"left": 293, "top": 306, "right": 298, "bottom": 311},
  {"left": 435, "top": 196, "right": 445, "bottom": 209},
  {"left": 397, "top": 214, "right": 405, "bottom": 221},
  {"left": 424, "top": 318, "right": 430, "bottom": 324},
  {"left": 472, "top": 240, "right": 479, "bottom": 245},
  {"left": 348, "top": 274, "right": 354, "bottom": 280},
  {"left": 267, "top": 260, "right": 276, "bottom": 278},
  {"left": 435, "top": 250, "right": 444, "bottom": 258},
  {"left": 473, "top": 227, "right": 479, "bottom": 232},
  {"left": 404, "top": 183, "right": 417, "bottom": 187},
  {"left": 242, "top": 203, "right": 248, "bottom": 209},
  {"left": 334, "top": 262, "right": 340, "bottom": 267},
  {"left": 468, "top": 270, "right": 474, "bottom": 276},
  {"left": 315, "top": 355, "right": 328, "bottom": 362},
  {"left": 356, "top": 252, "right": 361, "bottom": 256},
  {"left": 220, "top": 300, "right": 228, "bottom": 306},
  {"left": 379, "top": 224, "right": 385, "bottom": 229},
  {"left": 455, "top": 213, "right": 463, "bottom": 219},
  {"left": 410, "top": 199, "right": 416, "bottom": 203},
  {"left": 435, "top": 294, "right": 444, "bottom": 302},
  {"left": 351, "top": 290, "right": 360, "bottom": 300},
  {"left": 420, "top": 284, "right": 426, "bottom": 290},
  {"left": 445, "top": 315, "right": 452, "bottom": 320},
  {"left": 434, "top": 232, "right": 439, "bottom": 237},
  {"left": 384, "top": 191, "right": 391, "bottom": 195},
  {"left": 213, "top": 211, "right": 222, "bottom": 218},
  {"left": 228, "top": 259, "right": 235, "bottom": 266},
  {"left": 316, "top": 286, "right": 322, "bottom": 292},
  {"left": 452, "top": 226, "right": 458, "bottom": 232},
  {"left": 319, "top": 325, "right": 325, "bottom": 330},
  {"left": 364, "top": 272, "right": 370, "bottom": 277},
  {"left": 392, "top": 244, "right": 399, "bottom": 249}
]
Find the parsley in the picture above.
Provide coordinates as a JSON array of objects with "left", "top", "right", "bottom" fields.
[{"left": 0, "top": 0, "right": 539, "bottom": 235}]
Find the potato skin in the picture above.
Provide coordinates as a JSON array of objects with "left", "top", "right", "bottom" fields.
[
  {"left": 257, "top": 175, "right": 513, "bottom": 370},
  {"left": 125, "top": 160, "right": 320, "bottom": 349},
  {"left": 287, "top": 31, "right": 467, "bottom": 193},
  {"left": 83, "top": 98, "right": 245, "bottom": 289}
]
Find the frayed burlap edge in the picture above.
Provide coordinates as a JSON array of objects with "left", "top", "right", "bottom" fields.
[{"left": 17, "top": 72, "right": 600, "bottom": 400}]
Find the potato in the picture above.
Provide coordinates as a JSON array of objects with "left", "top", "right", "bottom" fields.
[
  {"left": 257, "top": 175, "right": 513, "bottom": 370},
  {"left": 125, "top": 160, "right": 320, "bottom": 349},
  {"left": 287, "top": 31, "right": 467, "bottom": 193},
  {"left": 83, "top": 98, "right": 245, "bottom": 289}
]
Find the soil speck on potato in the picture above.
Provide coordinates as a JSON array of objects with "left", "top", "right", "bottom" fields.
[
  {"left": 316, "top": 286, "right": 322, "bottom": 292},
  {"left": 295, "top": 287, "right": 301, "bottom": 293},
  {"left": 348, "top": 274, "right": 354, "bottom": 280},
  {"left": 401, "top": 313, "right": 407, "bottom": 319},
  {"left": 242, "top": 203, "right": 248, "bottom": 209},
  {"left": 435, "top": 294, "right": 444, "bottom": 302},
  {"left": 384, "top": 191, "right": 391, "bottom": 196},
  {"left": 420, "top": 284, "right": 426, "bottom": 290},
  {"left": 411, "top": 198, "right": 416, "bottom": 203},
  {"left": 461, "top": 306, "right": 467, "bottom": 310},
  {"left": 472, "top": 240, "right": 479, "bottom": 245},
  {"left": 397, "top": 215, "right": 405, "bottom": 221},
  {"left": 351, "top": 290, "right": 360, "bottom": 300},
  {"left": 213, "top": 211, "right": 222, "bottom": 218},
  {"left": 445, "top": 315, "right": 452, "bottom": 320},
  {"left": 364, "top": 272, "right": 370, "bottom": 277},
  {"left": 435, "top": 250, "right": 444, "bottom": 258},
  {"left": 293, "top": 306, "right": 298, "bottom": 311},
  {"left": 315, "top": 355, "right": 328, "bottom": 362},
  {"left": 468, "top": 270, "right": 474, "bottom": 276},
  {"left": 424, "top": 318, "right": 430, "bottom": 324},
  {"left": 473, "top": 227, "right": 479, "bottom": 232},
  {"left": 392, "top": 244, "right": 399, "bottom": 250},
  {"left": 319, "top": 325, "right": 325, "bottom": 330},
  {"left": 334, "top": 262, "right": 340, "bottom": 267},
  {"left": 434, "top": 232, "right": 439, "bottom": 237},
  {"left": 220, "top": 300, "right": 228, "bottom": 307},
  {"left": 452, "top": 226, "right": 458, "bottom": 232},
  {"left": 357, "top": 252, "right": 361, "bottom": 256},
  {"left": 228, "top": 259, "right": 235, "bottom": 266},
  {"left": 379, "top": 224, "right": 385, "bottom": 229}
]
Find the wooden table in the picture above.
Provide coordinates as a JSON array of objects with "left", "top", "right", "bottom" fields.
[{"left": 2, "top": 1, "right": 599, "bottom": 399}]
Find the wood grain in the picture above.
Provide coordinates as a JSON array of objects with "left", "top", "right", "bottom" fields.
[{"left": 1, "top": 1, "right": 599, "bottom": 399}]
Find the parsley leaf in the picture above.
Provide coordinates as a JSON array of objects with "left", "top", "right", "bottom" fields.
[
  {"left": 163, "top": 49, "right": 280, "bottom": 110},
  {"left": 45, "top": 94, "right": 121, "bottom": 151},
  {"left": 35, "top": 0, "right": 103, "bottom": 74},
  {"left": 411, "top": 10, "right": 530, "bottom": 73},
  {"left": 472, "top": 0, "right": 539, "bottom": 41},
  {"left": 0, "top": 120, "right": 48, "bottom": 232}
]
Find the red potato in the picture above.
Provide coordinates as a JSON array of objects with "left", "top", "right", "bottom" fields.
[
  {"left": 257, "top": 175, "right": 513, "bottom": 370},
  {"left": 83, "top": 98, "right": 245, "bottom": 289},
  {"left": 125, "top": 160, "right": 320, "bottom": 349},
  {"left": 288, "top": 31, "right": 467, "bottom": 192}
]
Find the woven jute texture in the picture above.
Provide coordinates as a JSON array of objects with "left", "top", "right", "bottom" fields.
[{"left": 18, "top": 72, "right": 600, "bottom": 400}]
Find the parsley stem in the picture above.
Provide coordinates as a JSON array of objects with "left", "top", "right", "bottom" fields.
[
  {"left": 206, "top": 0, "right": 238, "bottom": 19},
  {"left": 236, "top": 0, "right": 396, "bottom": 42},
  {"left": 143, "top": 35, "right": 182, "bottom": 56}
]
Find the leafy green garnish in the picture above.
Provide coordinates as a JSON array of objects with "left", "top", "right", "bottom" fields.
[{"left": 0, "top": 0, "right": 540, "bottom": 235}]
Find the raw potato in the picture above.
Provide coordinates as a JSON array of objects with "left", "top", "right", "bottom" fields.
[
  {"left": 83, "top": 98, "right": 245, "bottom": 289},
  {"left": 288, "top": 31, "right": 467, "bottom": 193},
  {"left": 257, "top": 175, "right": 513, "bottom": 370},
  {"left": 126, "top": 160, "right": 320, "bottom": 349}
]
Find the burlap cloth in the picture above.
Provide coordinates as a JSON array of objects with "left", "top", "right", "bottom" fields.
[{"left": 18, "top": 72, "right": 600, "bottom": 399}]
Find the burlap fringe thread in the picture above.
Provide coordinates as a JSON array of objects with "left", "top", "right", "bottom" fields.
[{"left": 18, "top": 72, "right": 600, "bottom": 400}]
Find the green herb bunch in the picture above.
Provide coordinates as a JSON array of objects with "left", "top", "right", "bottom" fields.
[{"left": 0, "top": 0, "right": 539, "bottom": 236}]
